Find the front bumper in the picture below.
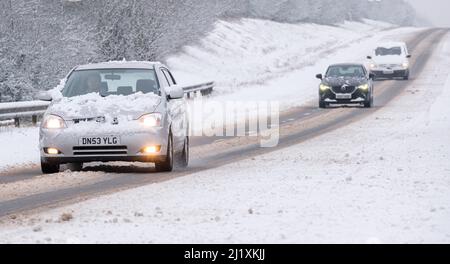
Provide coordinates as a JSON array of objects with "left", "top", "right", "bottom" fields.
[
  {"left": 371, "top": 68, "right": 409, "bottom": 78},
  {"left": 43, "top": 155, "right": 167, "bottom": 164},
  {"left": 40, "top": 126, "right": 169, "bottom": 164},
  {"left": 320, "top": 89, "right": 369, "bottom": 104}
]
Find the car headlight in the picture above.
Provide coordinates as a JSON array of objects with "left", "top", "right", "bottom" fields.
[
  {"left": 42, "top": 115, "right": 66, "bottom": 129},
  {"left": 370, "top": 63, "right": 377, "bottom": 69},
  {"left": 139, "top": 113, "right": 162, "bottom": 127},
  {"left": 358, "top": 84, "right": 369, "bottom": 91},
  {"left": 319, "top": 84, "right": 331, "bottom": 91},
  {"left": 402, "top": 62, "right": 409, "bottom": 68}
]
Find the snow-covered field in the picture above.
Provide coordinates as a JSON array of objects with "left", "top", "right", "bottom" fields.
[
  {"left": 0, "top": 28, "right": 448, "bottom": 244},
  {"left": 0, "top": 127, "right": 39, "bottom": 172}
]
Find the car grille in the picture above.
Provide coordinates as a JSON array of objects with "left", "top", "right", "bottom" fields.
[
  {"left": 379, "top": 64, "right": 400, "bottom": 68},
  {"left": 331, "top": 85, "right": 356, "bottom": 94},
  {"left": 73, "top": 146, "right": 128, "bottom": 156}
]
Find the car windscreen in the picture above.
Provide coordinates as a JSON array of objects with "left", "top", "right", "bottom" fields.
[
  {"left": 62, "top": 69, "right": 160, "bottom": 98},
  {"left": 326, "top": 65, "right": 365, "bottom": 78},
  {"left": 375, "top": 46, "right": 402, "bottom": 56}
]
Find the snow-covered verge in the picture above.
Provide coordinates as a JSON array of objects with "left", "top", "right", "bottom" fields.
[
  {"left": 0, "top": 33, "right": 448, "bottom": 244},
  {"left": 168, "top": 18, "right": 419, "bottom": 108},
  {"left": 0, "top": 127, "right": 39, "bottom": 172}
]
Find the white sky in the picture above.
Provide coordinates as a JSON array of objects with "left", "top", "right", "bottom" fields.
[{"left": 406, "top": 0, "right": 450, "bottom": 27}]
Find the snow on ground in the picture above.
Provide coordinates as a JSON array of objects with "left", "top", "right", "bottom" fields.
[
  {"left": 0, "top": 127, "right": 39, "bottom": 172},
  {"left": 168, "top": 18, "right": 420, "bottom": 108},
  {"left": 0, "top": 33, "right": 449, "bottom": 244}
]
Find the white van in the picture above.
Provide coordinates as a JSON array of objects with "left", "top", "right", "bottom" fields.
[{"left": 367, "top": 42, "right": 411, "bottom": 80}]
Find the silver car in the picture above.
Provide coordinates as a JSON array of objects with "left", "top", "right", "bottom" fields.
[
  {"left": 38, "top": 61, "right": 189, "bottom": 174},
  {"left": 367, "top": 42, "right": 411, "bottom": 80}
]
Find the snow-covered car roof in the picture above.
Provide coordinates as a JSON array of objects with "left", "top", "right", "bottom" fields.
[
  {"left": 375, "top": 42, "right": 407, "bottom": 48},
  {"left": 75, "top": 61, "right": 162, "bottom": 71},
  {"left": 329, "top": 63, "right": 365, "bottom": 67}
]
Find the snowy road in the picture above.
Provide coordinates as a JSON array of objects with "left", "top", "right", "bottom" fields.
[
  {"left": 0, "top": 26, "right": 448, "bottom": 243},
  {"left": 0, "top": 28, "right": 447, "bottom": 225}
]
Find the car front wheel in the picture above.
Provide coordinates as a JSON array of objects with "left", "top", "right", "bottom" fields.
[
  {"left": 364, "top": 94, "right": 373, "bottom": 108},
  {"left": 41, "top": 159, "right": 60, "bottom": 174},
  {"left": 175, "top": 137, "right": 189, "bottom": 168},
  {"left": 155, "top": 134, "right": 174, "bottom": 172}
]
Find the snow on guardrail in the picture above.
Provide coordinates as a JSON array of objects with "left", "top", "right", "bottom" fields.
[
  {"left": 0, "top": 101, "right": 50, "bottom": 127},
  {"left": 0, "top": 101, "right": 51, "bottom": 111},
  {"left": 183, "top": 82, "right": 215, "bottom": 98}
]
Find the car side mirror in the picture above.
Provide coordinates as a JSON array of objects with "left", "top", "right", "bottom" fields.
[
  {"left": 367, "top": 56, "right": 372, "bottom": 60},
  {"left": 406, "top": 54, "right": 411, "bottom": 58},
  {"left": 369, "top": 73, "right": 376, "bottom": 80},
  {"left": 37, "top": 91, "right": 53, "bottom": 101},
  {"left": 316, "top": 74, "right": 323, "bottom": 80},
  {"left": 167, "top": 85, "right": 184, "bottom": 100}
]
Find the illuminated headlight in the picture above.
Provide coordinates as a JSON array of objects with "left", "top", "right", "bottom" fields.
[
  {"left": 358, "top": 84, "right": 369, "bottom": 91},
  {"left": 141, "top": 145, "right": 161, "bottom": 154},
  {"left": 319, "top": 84, "right": 331, "bottom": 91},
  {"left": 139, "top": 113, "right": 162, "bottom": 127},
  {"left": 44, "top": 148, "right": 61, "bottom": 155},
  {"left": 402, "top": 62, "right": 409, "bottom": 68},
  {"left": 370, "top": 63, "right": 377, "bottom": 69},
  {"left": 42, "top": 115, "right": 66, "bottom": 129}
]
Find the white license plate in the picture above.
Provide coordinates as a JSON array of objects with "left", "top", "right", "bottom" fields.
[
  {"left": 336, "top": 94, "right": 352, "bottom": 99},
  {"left": 383, "top": 70, "right": 394, "bottom": 74},
  {"left": 79, "top": 136, "right": 121, "bottom": 146}
]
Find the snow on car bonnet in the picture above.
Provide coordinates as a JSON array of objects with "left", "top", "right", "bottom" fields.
[{"left": 49, "top": 92, "right": 161, "bottom": 121}]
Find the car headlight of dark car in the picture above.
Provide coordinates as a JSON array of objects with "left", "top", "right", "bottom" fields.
[
  {"left": 357, "top": 83, "right": 369, "bottom": 91},
  {"left": 319, "top": 84, "right": 331, "bottom": 91}
]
